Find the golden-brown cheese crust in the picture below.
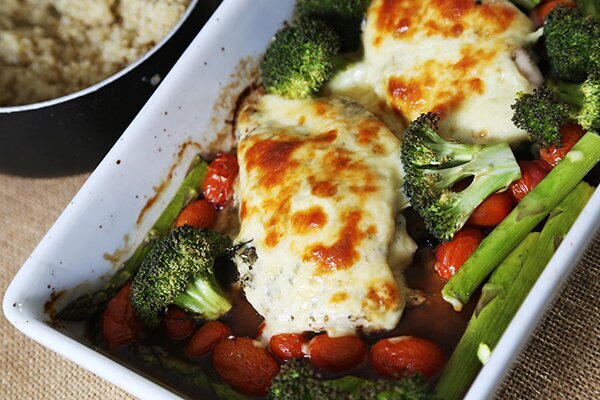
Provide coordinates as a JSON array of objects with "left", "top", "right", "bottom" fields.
[
  {"left": 234, "top": 95, "right": 417, "bottom": 337},
  {"left": 373, "top": 0, "right": 520, "bottom": 43},
  {"left": 325, "top": 0, "right": 536, "bottom": 144}
]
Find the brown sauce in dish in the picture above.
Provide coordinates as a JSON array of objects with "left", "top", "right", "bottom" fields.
[
  {"left": 43, "top": 290, "right": 65, "bottom": 317},
  {"left": 219, "top": 285, "right": 264, "bottom": 339},
  {"left": 87, "top": 242, "right": 474, "bottom": 400},
  {"left": 382, "top": 247, "right": 477, "bottom": 357}
]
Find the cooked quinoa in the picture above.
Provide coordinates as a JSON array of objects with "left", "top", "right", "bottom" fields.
[{"left": 0, "top": 0, "right": 190, "bottom": 106}]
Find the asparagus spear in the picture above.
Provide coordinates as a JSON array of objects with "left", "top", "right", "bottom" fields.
[
  {"left": 134, "top": 343, "right": 215, "bottom": 395},
  {"left": 56, "top": 156, "right": 208, "bottom": 320},
  {"left": 433, "top": 234, "right": 537, "bottom": 400},
  {"left": 434, "top": 182, "right": 594, "bottom": 400},
  {"left": 442, "top": 131, "right": 600, "bottom": 310},
  {"left": 133, "top": 344, "right": 249, "bottom": 400}
]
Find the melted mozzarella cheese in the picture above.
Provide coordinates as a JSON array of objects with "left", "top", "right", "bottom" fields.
[
  {"left": 234, "top": 95, "right": 416, "bottom": 337},
  {"left": 325, "top": 0, "right": 537, "bottom": 145}
]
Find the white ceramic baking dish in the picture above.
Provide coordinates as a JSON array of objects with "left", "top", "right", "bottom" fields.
[{"left": 4, "top": 0, "right": 600, "bottom": 399}]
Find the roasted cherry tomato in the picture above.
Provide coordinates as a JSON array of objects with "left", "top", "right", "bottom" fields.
[
  {"left": 202, "top": 153, "right": 239, "bottom": 208},
  {"left": 467, "top": 192, "right": 513, "bottom": 227},
  {"left": 100, "top": 282, "right": 142, "bottom": 349},
  {"left": 539, "top": 123, "right": 585, "bottom": 167},
  {"left": 164, "top": 306, "right": 194, "bottom": 340},
  {"left": 212, "top": 337, "right": 279, "bottom": 396},
  {"left": 175, "top": 199, "right": 217, "bottom": 229},
  {"left": 370, "top": 336, "right": 445, "bottom": 378},
  {"left": 434, "top": 228, "right": 484, "bottom": 281},
  {"left": 270, "top": 333, "right": 307, "bottom": 360},
  {"left": 509, "top": 160, "right": 552, "bottom": 203},
  {"left": 186, "top": 321, "right": 232, "bottom": 357},
  {"left": 530, "top": 0, "right": 575, "bottom": 28},
  {"left": 308, "top": 334, "right": 367, "bottom": 372}
]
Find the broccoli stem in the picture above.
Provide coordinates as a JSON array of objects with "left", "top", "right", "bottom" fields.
[
  {"left": 442, "top": 131, "right": 600, "bottom": 311},
  {"left": 56, "top": 157, "right": 208, "bottom": 320},
  {"left": 509, "top": 0, "right": 542, "bottom": 11},
  {"left": 554, "top": 81, "right": 585, "bottom": 108},
  {"left": 174, "top": 274, "right": 233, "bottom": 319},
  {"left": 434, "top": 182, "right": 593, "bottom": 400},
  {"left": 436, "top": 143, "right": 521, "bottom": 211}
]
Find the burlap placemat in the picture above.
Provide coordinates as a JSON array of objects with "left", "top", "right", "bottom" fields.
[{"left": 1, "top": 172, "right": 598, "bottom": 399}]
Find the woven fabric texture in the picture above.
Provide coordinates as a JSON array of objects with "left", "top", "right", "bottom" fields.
[{"left": 1, "top": 172, "right": 598, "bottom": 399}]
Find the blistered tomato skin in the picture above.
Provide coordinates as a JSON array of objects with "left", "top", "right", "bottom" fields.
[
  {"left": 202, "top": 153, "right": 239, "bottom": 208},
  {"left": 530, "top": 0, "right": 576, "bottom": 28},
  {"left": 308, "top": 334, "right": 368, "bottom": 372},
  {"left": 175, "top": 199, "right": 217, "bottom": 229},
  {"left": 164, "top": 306, "right": 194, "bottom": 340},
  {"left": 467, "top": 192, "right": 513, "bottom": 228},
  {"left": 539, "top": 124, "right": 585, "bottom": 167},
  {"left": 212, "top": 337, "right": 279, "bottom": 396},
  {"left": 509, "top": 160, "right": 551, "bottom": 203},
  {"left": 434, "top": 228, "right": 484, "bottom": 281},
  {"left": 270, "top": 333, "right": 307, "bottom": 360},
  {"left": 186, "top": 321, "right": 232, "bottom": 357},
  {"left": 100, "top": 282, "right": 142, "bottom": 349},
  {"left": 370, "top": 336, "right": 445, "bottom": 378}
]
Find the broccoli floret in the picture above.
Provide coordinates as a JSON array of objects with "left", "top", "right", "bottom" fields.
[
  {"left": 268, "top": 359, "right": 431, "bottom": 400},
  {"left": 130, "top": 226, "right": 232, "bottom": 328},
  {"left": 555, "top": 74, "right": 600, "bottom": 131},
  {"left": 511, "top": 76, "right": 600, "bottom": 147},
  {"left": 544, "top": 5, "right": 600, "bottom": 82},
  {"left": 511, "top": 85, "right": 570, "bottom": 148},
  {"left": 401, "top": 113, "right": 521, "bottom": 242},
  {"left": 261, "top": 18, "right": 340, "bottom": 99},
  {"left": 295, "top": 0, "right": 370, "bottom": 52}
]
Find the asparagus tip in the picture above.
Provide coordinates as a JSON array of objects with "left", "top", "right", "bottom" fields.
[{"left": 442, "top": 289, "right": 464, "bottom": 312}]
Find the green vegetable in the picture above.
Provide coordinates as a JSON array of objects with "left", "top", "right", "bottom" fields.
[
  {"left": 56, "top": 157, "right": 208, "bottom": 320},
  {"left": 435, "top": 234, "right": 536, "bottom": 400},
  {"left": 511, "top": 76, "right": 600, "bottom": 147},
  {"left": 295, "top": 0, "right": 370, "bottom": 52},
  {"left": 435, "top": 182, "right": 593, "bottom": 400},
  {"left": 510, "top": 85, "right": 570, "bottom": 148},
  {"left": 544, "top": 5, "right": 600, "bottom": 82},
  {"left": 133, "top": 344, "right": 249, "bottom": 400},
  {"left": 401, "top": 113, "right": 521, "bottom": 241},
  {"left": 508, "top": 0, "right": 542, "bottom": 11},
  {"left": 442, "top": 131, "right": 600, "bottom": 310},
  {"left": 130, "top": 226, "right": 232, "bottom": 328},
  {"left": 260, "top": 18, "right": 340, "bottom": 99},
  {"left": 134, "top": 343, "right": 215, "bottom": 395},
  {"left": 577, "top": 0, "right": 600, "bottom": 20},
  {"left": 268, "top": 359, "right": 431, "bottom": 400},
  {"left": 554, "top": 74, "right": 600, "bottom": 132}
]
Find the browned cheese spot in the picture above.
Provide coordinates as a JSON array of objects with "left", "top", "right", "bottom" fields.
[
  {"left": 304, "top": 211, "right": 366, "bottom": 274},
  {"left": 330, "top": 292, "right": 349, "bottom": 303},
  {"left": 364, "top": 282, "right": 400, "bottom": 311},
  {"left": 291, "top": 206, "right": 328, "bottom": 234}
]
